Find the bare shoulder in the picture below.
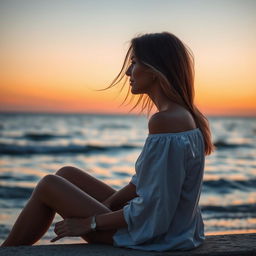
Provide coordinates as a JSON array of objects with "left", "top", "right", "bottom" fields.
[{"left": 148, "top": 109, "right": 197, "bottom": 134}]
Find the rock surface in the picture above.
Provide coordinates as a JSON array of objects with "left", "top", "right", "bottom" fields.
[{"left": 0, "top": 233, "right": 256, "bottom": 256}]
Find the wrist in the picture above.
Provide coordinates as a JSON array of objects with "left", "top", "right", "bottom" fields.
[{"left": 95, "top": 210, "right": 126, "bottom": 230}]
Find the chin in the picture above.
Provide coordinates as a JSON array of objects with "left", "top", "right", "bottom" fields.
[
  {"left": 131, "top": 86, "right": 144, "bottom": 95},
  {"left": 131, "top": 89, "right": 140, "bottom": 95}
]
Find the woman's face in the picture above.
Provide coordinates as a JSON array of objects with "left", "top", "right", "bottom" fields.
[{"left": 126, "top": 55, "right": 154, "bottom": 94}]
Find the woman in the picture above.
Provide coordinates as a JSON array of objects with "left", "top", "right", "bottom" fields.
[{"left": 1, "top": 32, "right": 214, "bottom": 251}]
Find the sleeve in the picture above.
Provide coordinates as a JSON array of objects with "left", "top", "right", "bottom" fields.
[
  {"left": 129, "top": 173, "right": 138, "bottom": 186},
  {"left": 122, "top": 136, "right": 187, "bottom": 245}
]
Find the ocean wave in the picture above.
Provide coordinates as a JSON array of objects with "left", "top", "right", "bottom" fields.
[
  {"left": 0, "top": 225, "right": 10, "bottom": 239},
  {"left": 0, "top": 186, "right": 33, "bottom": 199},
  {"left": 203, "top": 178, "right": 256, "bottom": 191},
  {"left": 24, "top": 132, "right": 70, "bottom": 141},
  {"left": 0, "top": 143, "right": 140, "bottom": 155},
  {"left": 98, "top": 124, "right": 130, "bottom": 130},
  {"left": 0, "top": 199, "right": 27, "bottom": 208},
  {"left": 0, "top": 174, "right": 38, "bottom": 182},
  {"left": 214, "top": 140, "right": 252, "bottom": 149},
  {"left": 201, "top": 203, "right": 256, "bottom": 216}
]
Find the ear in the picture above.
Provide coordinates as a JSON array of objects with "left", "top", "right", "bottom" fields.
[{"left": 145, "top": 69, "right": 157, "bottom": 81}]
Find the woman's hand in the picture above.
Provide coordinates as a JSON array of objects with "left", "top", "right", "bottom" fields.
[{"left": 51, "top": 217, "right": 91, "bottom": 243}]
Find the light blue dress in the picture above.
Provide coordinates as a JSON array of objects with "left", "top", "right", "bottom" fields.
[{"left": 113, "top": 128, "right": 205, "bottom": 251}]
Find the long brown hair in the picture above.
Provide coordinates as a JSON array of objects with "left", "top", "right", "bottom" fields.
[{"left": 102, "top": 32, "right": 214, "bottom": 155}]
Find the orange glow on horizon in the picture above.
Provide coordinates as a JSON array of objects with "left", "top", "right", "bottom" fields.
[
  {"left": 1, "top": 41, "right": 255, "bottom": 116},
  {"left": 1, "top": 74, "right": 255, "bottom": 116}
]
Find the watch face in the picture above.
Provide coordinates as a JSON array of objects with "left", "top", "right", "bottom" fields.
[{"left": 91, "top": 216, "right": 97, "bottom": 230}]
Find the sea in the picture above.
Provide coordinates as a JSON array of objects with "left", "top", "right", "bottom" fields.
[{"left": 0, "top": 113, "right": 255, "bottom": 245}]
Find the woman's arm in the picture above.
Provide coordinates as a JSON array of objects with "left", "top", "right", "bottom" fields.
[
  {"left": 96, "top": 209, "right": 127, "bottom": 230},
  {"left": 95, "top": 182, "right": 137, "bottom": 231},
  {"left": 51, "top": 209, "right": 127, "bottom": 242},
  {"left": 103, "top": 182, "right": 137, "bottom": 210}
]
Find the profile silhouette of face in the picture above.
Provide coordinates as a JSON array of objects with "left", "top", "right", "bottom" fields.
[{"left": 126, "top": 55, "right": 154, "bottom": 95}]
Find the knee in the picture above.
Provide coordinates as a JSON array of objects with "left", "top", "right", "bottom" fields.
[
  {"left": 55, "top": 166, "right": 74, "bottom": 178},
  {"left": 35, "top": 174, "right": 57, "bottom": 195}
]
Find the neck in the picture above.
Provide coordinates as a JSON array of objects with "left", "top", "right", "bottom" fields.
[{"left": 147, "top": 85, "right": 178, "bottom": 112}]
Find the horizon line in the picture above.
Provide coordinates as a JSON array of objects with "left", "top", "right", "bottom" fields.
[{"left": 0, "top": 111, "right": 255, "bottom": 118}]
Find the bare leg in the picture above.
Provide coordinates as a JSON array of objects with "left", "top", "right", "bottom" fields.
[
  {"left": 1, "top": 192, "right": 55, "bottom": 247},
  {"left": 55, "top": 166, "right": 120, "bottom": 244},
  {"left": 1, "top": 174, "right": 114, "bottom": 247},
  {"left": 55, "top": 166, "right": 116, "bottom": 202}
]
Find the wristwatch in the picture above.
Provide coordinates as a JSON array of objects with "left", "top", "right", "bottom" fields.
[{"left": 90, "top": 216, "right": 97, "bottom": 232}]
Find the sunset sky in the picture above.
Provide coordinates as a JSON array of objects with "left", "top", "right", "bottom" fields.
[{"left": 1, "top": 0, "right": 255, "bottom": 116}]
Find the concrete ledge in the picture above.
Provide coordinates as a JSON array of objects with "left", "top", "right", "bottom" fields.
[{"left": 1, "top": 233, "right": 256, "bottom": 256}]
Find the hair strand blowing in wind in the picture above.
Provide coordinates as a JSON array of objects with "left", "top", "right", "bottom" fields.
[{"left": 101, "top": 32, "right": 214, "bottom": 155}]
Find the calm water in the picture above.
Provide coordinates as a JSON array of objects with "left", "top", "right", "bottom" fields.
[{"left": 0, "top": 113, "right": 255, "bottom": 245}]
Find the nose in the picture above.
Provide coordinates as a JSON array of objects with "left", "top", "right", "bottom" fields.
[{"left": 125, "top": 65, "right": 132, "bottom": 77}]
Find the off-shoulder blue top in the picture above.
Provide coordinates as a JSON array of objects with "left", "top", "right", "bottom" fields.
[{"left": 113, "top": 128, "right": 205, "bottom": 251}]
